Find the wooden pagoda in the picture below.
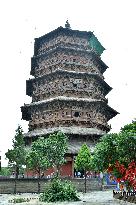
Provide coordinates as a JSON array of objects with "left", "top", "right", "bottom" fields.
[{"left": 21, "top": 21, "right": 118, "bottom": 176}]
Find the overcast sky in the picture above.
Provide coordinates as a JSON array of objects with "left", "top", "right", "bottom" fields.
[{"left": 0, "top": 0, "right": 136, "bottom": 166}]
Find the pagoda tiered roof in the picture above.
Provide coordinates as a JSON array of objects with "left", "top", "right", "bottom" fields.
[
  {"left": 21, "top": 96, "right": 118, "bottom": 121},
  {"left": 24, "top": 126, "right": 107, "bottom": 138},
  {"left": 26, "top": 69, "right": 112, "bottom": 97},
  {"left": 35, "top": 26, "right": 93, "bottom": 42},
  {"left": 34, "top": 26, "right": 105, "bottom": 55},
  {"left": 21, "top": 24, "right": 118, "bottom": 144},
  {"left": 31, "top": 46, "right": 108, "bottom": 76}
]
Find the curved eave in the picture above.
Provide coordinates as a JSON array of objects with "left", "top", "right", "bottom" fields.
[
  {"left": 34, "top": 27, "right": 93, "bottom": 56},
  {"left": 24, "top": 126, "right": 106, "bottom": 138},
  {"left": 25, "top": 140, "right": 96, "bottom": 154},
  {"left": 31, "top": 46, "right": 108, "bottom": 75},
  {"left": 21, "top": 97, "right": 118, "bottom": 122},
  {"left": 89, "top": 33, "right": 105, "bottom": 56},
  {"left": 21, "top": 106, "right": 31, "bottom": 121},
  {"left": 27, "top": 69, "right": 112, "bottom": 96},
  {"left": 35, "top": 26, "right": 93, "bottom": 44},
  {"left": 104, "top": 103, "right": 119, "bottom": 121},
  {"left": 21, "top": 97, "right": 104, "bottom": 120},
  {"left": 26, "top": 79, "right": 33, "bottom": 96},
  {"left": 23, "top": 97, "right": 103, "bottom": 108},
  {"left": 68, "top": 141, "right": 96, "bottom": 154},
  {"left": 34, "top": 27, "right": 105, "bottom": 57}
]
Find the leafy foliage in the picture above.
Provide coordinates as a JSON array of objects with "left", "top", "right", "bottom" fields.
[
  {"left": 91, "top": 121, "right": 136, "bottom": 190},
  {"left": 75, "top": 144, "right": 92, "bottom": 171},
  {"left": 8, "top": 197, "right": 30, "bottom": 203},
  {"left": 26, "top": 131, "right": 68, "bottom": 175},
  {"left": 108, "top": 161, "right": 136, "bottom": 191},
  {"left": 26, "top": 137, "right": 49, "bottom": 176},
  {"left": 116, "top": 133, "right": 136, "bottom": 166},
  {"left": 5, "top": 125, "right": 26, "bottom": 178},
  {"left": 44, "top": 131, "right": 68, "bottom": 174},
  {"left": 124, "top": 161, "right": 136, "bottom": 190},
  {"left": 91, "top": 134, "right": 118, "bottom": 172},
  {"left": 75, "top": 143, "right": 92, "bottom": 192},
  {"left": 26, "top": 131, "right": 68, "bottom": 192},
  {"left": 120, "top": 120, "right": 136, "bottom": 134},
  {"left": 26, "top": 137, "right": 50, "bottom": 193},
  {"left": 0, "top": 167, "right": 11, "bottom": 176},
  {"left": 92, "top": 131, "right": 136, "bottom": 172},
  {"left": 39, "top": 177, "right": 80, "bottom": 202}
]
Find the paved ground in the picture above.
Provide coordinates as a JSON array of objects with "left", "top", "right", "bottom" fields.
[{"left": 0, "top": 190, "right": 132, "bottom": 205}]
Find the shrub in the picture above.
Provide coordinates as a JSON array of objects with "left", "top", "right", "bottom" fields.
[
  {"left": 8, "top": 197, "right": 30, "bottom": 203},
  {"left": 39, "top": 177, "right": 80, "bottom": 202}
]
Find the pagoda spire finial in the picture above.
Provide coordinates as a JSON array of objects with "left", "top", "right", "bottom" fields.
[{"left": 65, "top": 20, "right": 71, "bottom": 29}]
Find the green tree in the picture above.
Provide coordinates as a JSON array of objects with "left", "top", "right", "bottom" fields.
[
  {"left": 5, "top": 125, "right": 26, "bottom": 193},
  {"left": 91, "top": 133, "right": 118, "bottom": 172},
  {"left": 75, "top": 144, "right": 92, "bottom": 193},
  {"left": 26, "top": 137, "right": 49, "bottom": 193},
  {"left": 26, "top": 131, "right": 68, "bottom": 192},
  {"left": 118, "top": 120, "right": 136, "bottom": 166},
  {"left": 0, "top": 167, "right": 11, "bottom": 176},
  {"left": 120, "top": 120, "right": 136, "bottom": 134},
  {"left": 116, "top": 132, "right": 136, "bottom": 166},
  {"left": 92, "top": 131, "right": 136, "bottom": 172},
  {"left": 5, "top": 126, "right": 26, "bottom": 178},
  {"left": 45, "top": 131, "right": 68, "bottom": 176}
]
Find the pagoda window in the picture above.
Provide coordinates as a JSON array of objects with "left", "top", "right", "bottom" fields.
[
  {"left": 66, "top": 111, "right": 70, "bottom": 116},
  {"left": 54, "top": 112, "right": 58, "bottom": 117},
  {"left": 63, "top": 81, "right": 67, "bottom": 86},
  {"left": 62, "top": 111, "right": 65, "bottom": 117},
  {"left": 74, "top": 112, "right": 80, "bottom": 117},
  {"left": 42, "top": 115, "right": 45, "bottom": 120},
  {"left": 39, "top": 123, "right": 43, "bottom": 128},
  {"left": 87, "top": 113, "right": 92, "bottom": 118},
  {"left": 73, "top": 83, "right": 77, "bottom": 88}
]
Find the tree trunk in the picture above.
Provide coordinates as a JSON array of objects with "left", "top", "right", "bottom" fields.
[
  {"left": 38, "top": 169, "right": 41, "bottom": 193},
  {"left": 14, "top": 165, "right": 19, "bottom": 194},
  {"left": 14, "top": 178, "right": 17, "bottom": 194},
  {"left": 53, "top": 165, "right": 60, "bottom": 177},
  {"left": 57, "top": 165, "right": 60, "bottom": 177},
  {"left": 16, "top": 166, "right": 19, "bottom": 179},
  {"left": 84, "top": 169, "right": 87, "bottom": 193}
]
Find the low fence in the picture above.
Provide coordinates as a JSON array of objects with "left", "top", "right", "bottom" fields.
[
  {"left": 113, "top": 190, "right": 136, "bottom": 203},
  {"left": 0, "top": 178, "right": 101, "bottom": 194}
]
